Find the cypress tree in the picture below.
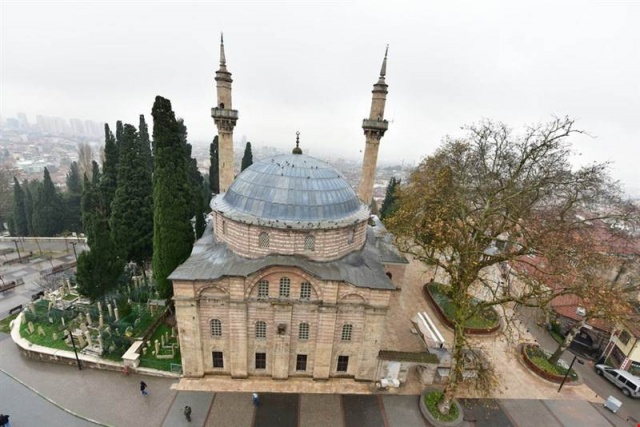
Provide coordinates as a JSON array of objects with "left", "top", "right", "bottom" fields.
[
  {"left": 152, "top": 96, "right": 195, "bottom": 298},
  {"left": 32, "top": 168, "right": 62, "bottom": 236},
  {"left": 91, "top": 161, "right": 101, "bottom": 186},
  {"left": 110, "top": 123, "right": 154, "bottom": 266},
  {"left": 100, "top": 124, "right": 118, "bottom": 216},
  {"left": 12, "top": 177, "right": 28, "bottom": 236},
  {"left": 24, "top": 182, "right": 34, "bottom": 236},
  {"left": 209, "top": 136, "right": 219, "bottom": 194},
  {"left": 380, "top": 177, "right": 401, "bottom": 220},
  {"left": 139, "top": 114, "right": 153, "bottom": 173},
  {"left": 76, "top": 173, "right": 123, "bottom": 300},
  {"left": 241, "top": 141, "right": 253, "bottom": 172},
  {"left": 64, "top": 162, "right": 83, "bottom": 233}
]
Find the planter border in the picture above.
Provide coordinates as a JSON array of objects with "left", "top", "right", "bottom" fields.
[
  {"left": 519, "top": 343, "right": 577, "bottom": 384},
  {"left": 423, "top": 283, "right": 501, "bottom": 335},
  {"left": 419, "top": 389, "right": 464, "bottom": 427}
]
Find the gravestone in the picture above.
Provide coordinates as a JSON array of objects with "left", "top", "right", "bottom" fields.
[
  {"left": 86, "top": 311, "right": 92, "bottom": 325},
  {"left": 107, "top": 303, "right": 113, "bottom": 317},
  {"left": 114, "top": 307, "right": 120, "bottom": 321},
  {"left": 37, "top": 325, "right": 45, "bottom": 336},
  {"left": 99, "top": 313, "right": 104, "bottom": 328},
  {"left": 155, "top": 339, "right": 160, "bottom": 355},
  {"left": 52, "top": 332, "right": 58, "bottom": 341},
  {"left": 28, "top": 321, "right": 35, "bottom": 334}
]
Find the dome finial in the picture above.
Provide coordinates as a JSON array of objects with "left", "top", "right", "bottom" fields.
[{"left": 292, "top": 131, "right": 303, "bottom": 154}]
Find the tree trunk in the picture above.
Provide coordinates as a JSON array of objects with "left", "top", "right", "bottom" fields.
[
  {"left": 438, "top": 321, "right": 466, "bottom": 415},
  {"left": 547, "top": 320, "right": 584, "bottom": 366}
]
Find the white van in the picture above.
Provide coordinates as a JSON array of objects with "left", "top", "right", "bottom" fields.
[{"left": 595, "top": 364, "right": 640, "bottom": 398}]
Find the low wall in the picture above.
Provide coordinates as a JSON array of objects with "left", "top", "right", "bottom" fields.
[
  {"left": 423, "top": 284, "right": 500, "bottom": 335},
  {"left": 10, "top": 313, "right": 179, "bottom": 378},
  {"left": 520, "top": 343, "right": 575, "bottom": 384}
]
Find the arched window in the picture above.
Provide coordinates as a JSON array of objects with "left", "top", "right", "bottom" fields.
[
  {"left": 298, "top": 322, "right": 310, "bottom": 340},
  {"left": 257, "top": 280, "right": 269, "bottom": 299},
  {"left": 347, "top": 228, "right": 356, "bottom": 244},
  {"left": 279, "top": 277, "right": 290, "bottom": 298},
  {"left": 259, "top": 232, "right": 270, "bottom": 248},
  {"left": 211, "top": 319, "right": 222, "bottom": 337},
  {"left": 300, "top": 282, "right": 312, "bottom": 300},
  {"left": 304, "top": 234, "right": 315, "bottom": 251},
  {"left": 341, "top": 324, "right": 353, "bottom": 341},
  {"left": 256, "top": 321, "right": 266, "bottom": 339}
]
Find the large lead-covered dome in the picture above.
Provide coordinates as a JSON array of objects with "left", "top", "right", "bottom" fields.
[{"left": 211, "top": 153, "right": 370, "bottom": 229}]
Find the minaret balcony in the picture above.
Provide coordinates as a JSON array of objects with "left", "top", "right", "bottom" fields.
[
  {"left": 211, "top": 108, "right": 239, "bottom": 121},
  {"left": 362, "top": 119, "right": 388, "bottom": 132}
]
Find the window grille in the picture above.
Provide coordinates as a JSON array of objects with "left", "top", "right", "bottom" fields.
[
  {"left": 256, "top": 321, "right": 266, "bottom": 339},
  {"left": 298, "top": 322, "right": 310, "bottom": 340},
  {"left": 279, "top": 277, "right": 290, "bottom": 298},
  {"left": 211, "top": 319, "right": 222, "bottom": 337},
  {"left": 300, "top": 282, "right": 312, "bottom": 300},
  {"left": 259, "top": 232, "right": 270, "bottom": 248},
  {"left": 341, "top": 324, "right": 353, "bottom": 341},
  {"left": 257, "top": 280, "right": 269, "bottom": 299},
  {"left": 304, "top": 234, "right": 315, "bottom": 251}
]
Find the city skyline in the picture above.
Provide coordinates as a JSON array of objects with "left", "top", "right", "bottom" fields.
[{"left": 2, "top": 1, "right": 639, "bottom": 195}]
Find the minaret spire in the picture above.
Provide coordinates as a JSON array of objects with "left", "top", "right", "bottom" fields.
[
  {"left": 211, "top": 34, "right": 238, "bottom": 193},
  {"left": 379, "top": 45, "right": 388, "bottom": 79},
  {"left": 219, "top": 33, "right": 227, "bottom": 69},
  {"left": 357, "top": 47, "right": 389, "bottom": 205}
]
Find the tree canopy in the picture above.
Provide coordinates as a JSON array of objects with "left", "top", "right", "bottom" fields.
[
  {"left": 209, "top": 136, "right": 219, "bottom": 194},
  {"left": 152, "top": 96, "right": 195, "bottom": 298},
  {"left": 241, "top": 141, "right": 253, "bottom": 172},
  {"left": 386, "top": 117, "right": 639, "bottom": 413}
]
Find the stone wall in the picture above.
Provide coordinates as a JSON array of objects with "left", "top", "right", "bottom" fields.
[{"left": 213, "top": 212, "right": 367, "bottom": 261}]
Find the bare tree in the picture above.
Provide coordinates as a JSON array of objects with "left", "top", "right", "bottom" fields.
[
  {"left": 77, "top": 142, "right": 94, "bottom": 182},
  {"left": 387, "top": 117, "right": 639, "bottom": 414}
]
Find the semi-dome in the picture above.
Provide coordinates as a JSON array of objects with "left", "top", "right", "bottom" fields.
[{"left": 211, "top": 153, "right": 370, "bottom": 229}]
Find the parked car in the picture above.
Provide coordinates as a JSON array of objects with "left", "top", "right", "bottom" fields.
[{"left": 595, "top": 364, "right": 640, "bottom": 397}]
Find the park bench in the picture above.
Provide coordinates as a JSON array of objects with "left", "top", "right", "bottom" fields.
[
  {"left": 9, "top": 304, "right": 23, "bottom": 315},
  {"left": 0, "top": 281, "right": 18, "bottom": 293}
]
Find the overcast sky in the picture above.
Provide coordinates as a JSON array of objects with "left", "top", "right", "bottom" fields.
[{"left": 2, "top": 0, "right": 639, "bottom": 194}]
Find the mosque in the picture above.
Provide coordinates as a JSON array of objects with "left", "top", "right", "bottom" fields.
[{"left": 169, "top": 38, "right": 410, "bottom": 385}]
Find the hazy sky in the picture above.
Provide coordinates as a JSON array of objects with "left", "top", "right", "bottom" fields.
[{"left": 2, "top": 1, "right": 639, "bottom": 194}]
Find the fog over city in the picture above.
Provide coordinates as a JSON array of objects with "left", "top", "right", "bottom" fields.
[{"left": 2, "top": 1, "right": 639, "bottom": 195}]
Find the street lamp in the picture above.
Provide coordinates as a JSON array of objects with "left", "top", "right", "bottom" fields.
[
  {"left": 70, "top": 242, "right": 78, "bottom": 262},
  {"left": 13, "top": 239, "right": 21, "bottom": 260},
  {"left": 62, "top": 329, "right": 82, "bottom": 370},
  {"left": 557, "top": 354, "right": 583, "bottom": 392}
]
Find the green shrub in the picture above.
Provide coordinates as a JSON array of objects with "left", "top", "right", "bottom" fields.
[{"left": 424, "top": 391, "right": 459, "bottom": 422}]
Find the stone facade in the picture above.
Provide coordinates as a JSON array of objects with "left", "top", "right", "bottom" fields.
[
  {"left": 213, "top": 211, "right": 368, "bottom": 261},
  {"left": 174, "top": 266, "right": 393, "bottom": 381}
]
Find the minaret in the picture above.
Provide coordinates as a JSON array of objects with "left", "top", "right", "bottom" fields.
[
  {"left": 211, "top": 34, "right": 239, "bottom": 193},
  {"left": 357, "top": 47, "right": 389, "bottom": 205}
]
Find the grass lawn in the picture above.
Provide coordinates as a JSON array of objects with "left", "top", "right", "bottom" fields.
[
  {"left": 429, "top": 283, "right": 499, "bottom": 329},
  {"left": 525, "top": 345, "right": 578, "bottom": 380},
  {"left": 424, "top": 391, "right": 459, "bottom": 422},
  {"left": 20, "top": 321, "right": 72, "bottom": 351},
  {"left": 138, "top": 323, "right": 181, "bottom": 372},
  {"left": 0, "top": 313, "right": 18, "bottom": 334}
]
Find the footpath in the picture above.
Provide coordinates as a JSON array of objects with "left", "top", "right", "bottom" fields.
[{"left": 0, "top": 331, "right": 633, "bottom": 427}]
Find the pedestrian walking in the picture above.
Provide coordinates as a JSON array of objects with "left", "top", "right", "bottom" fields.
[
  {"left": 0, "top": 413, "right": 10, "bottom": 427},
  {"left": 183, "top": 405, "right": 192, "bottom": 422},
  {"left": 140, "top": 380, "right": 148, "bottom": 396},
  {"left": 252, "top": 392, "right": 259, "bottom": 407}
]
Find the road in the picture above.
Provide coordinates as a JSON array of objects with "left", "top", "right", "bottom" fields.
[
  {"left": 0, "top": 238, "right": 87, "bottom": 318},
  {"left": 516, "top": 305, "right": 640, "bottom": 424}
]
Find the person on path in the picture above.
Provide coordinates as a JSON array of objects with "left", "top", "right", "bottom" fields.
[
  {"left": 0, "top": 413, "right": 10, "bottom": 427},
  {"left": 140, "top": 380, "right": 148, "bottom": 396},
  {"left": 184, "top": 405, "right": 192, "bottom": 422},
  {"left": 252, "top": 392, "right": 260, "bottom": 407}
]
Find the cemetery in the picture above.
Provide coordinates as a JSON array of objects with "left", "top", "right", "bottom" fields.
[{"left": 11, "top": 272, "right": 181, "bottom": 375}]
